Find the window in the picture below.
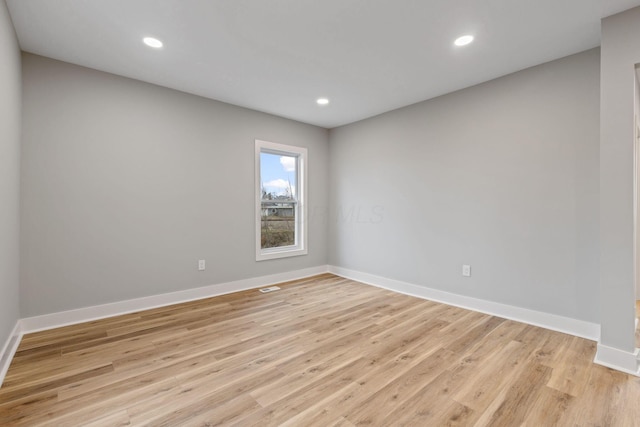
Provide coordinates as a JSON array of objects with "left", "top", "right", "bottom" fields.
[{"left": 255, "top": 140, "right": 307, "bottom": 261}]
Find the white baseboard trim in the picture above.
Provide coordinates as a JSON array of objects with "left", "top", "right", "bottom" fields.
[
  {"left": 594, "top": 343, "right": 640, "bottom": 376},
  {"left": 328, "top": 265, "right": 600, "bottom": 341},
  {"left": 0, "top": 321, "right": 23, "bottom": 388},
  {"left": 20, "top": 265, "right": 329, "bottom": 334}
]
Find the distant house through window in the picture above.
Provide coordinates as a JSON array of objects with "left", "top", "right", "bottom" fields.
[{"left": 255, "top": 140, "right": 307, "bottom": 261}]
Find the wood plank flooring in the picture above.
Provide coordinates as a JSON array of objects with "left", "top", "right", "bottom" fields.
[{"left": 1, "top": 274, "right": 639, "bottom": 426}]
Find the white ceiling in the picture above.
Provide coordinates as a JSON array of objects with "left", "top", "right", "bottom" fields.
[{"left": 7, "top": 0, "right": 640, "bottom": 128}]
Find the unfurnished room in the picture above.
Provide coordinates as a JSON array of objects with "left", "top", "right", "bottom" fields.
[{"left": 2, "top": 1, "right": 640, "bottom": 426}]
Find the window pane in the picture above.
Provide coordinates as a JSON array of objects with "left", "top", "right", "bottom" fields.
[
  {"left": 260, "top": 152, "right": 297, "bottom": 249},
  {"left": 255, "top": 139, "right": 307, "bottom": 261},
  {"left": 261, "top": 201, "right": 295, "bottom": 248}
]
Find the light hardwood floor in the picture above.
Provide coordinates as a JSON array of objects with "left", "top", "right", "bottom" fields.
[{"left": 1, "top": 274, "right": 639, "bottom": 426}]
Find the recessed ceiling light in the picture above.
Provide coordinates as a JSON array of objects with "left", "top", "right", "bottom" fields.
[
  {"left": 143, "top": 37, "right": 163, "bottom": 48},
  {"left": 454, "top": 35, "right": 474, "bottom": 47},
  {"left": 317, "top": 98, "right": 330, "bottom": 105}
]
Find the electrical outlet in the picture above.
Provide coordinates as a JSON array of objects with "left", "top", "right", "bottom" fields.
[
  {"left": 198, "top": 260, "right": 206, "bottom": 271},
  {"left": 462, "top": 264, "right": 471, "bottom": 277}
]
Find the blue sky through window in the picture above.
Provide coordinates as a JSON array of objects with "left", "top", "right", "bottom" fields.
[{"left": 260, "top": 152, "right": 296, "bottom": 198}]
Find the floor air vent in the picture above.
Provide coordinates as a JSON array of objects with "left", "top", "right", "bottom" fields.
[{"left": 259, "top": 286, "right": 281, "bottom": 293}]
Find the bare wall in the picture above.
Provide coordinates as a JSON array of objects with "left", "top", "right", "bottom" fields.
[
  {"left": 20, "top": 54, "right": 329, "bottom": 317},
  {"left": 0, "top": 0, "right": 21, "bottom": 346},
  {"left": 599, "top": 6, "right": 640, "bottom": 352},
  {"left": 635, "top": 69, "right": 640, "bottom": 298},
  {"left": 329, "top": 49, "right": 600, "bottom": 323}
]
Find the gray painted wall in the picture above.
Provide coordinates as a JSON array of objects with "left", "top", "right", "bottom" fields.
[
  {"left": 0, "top": 0, "right": 21, "bottom": 344},
  {"left": 600, "top": 7, "right": 640, "bottom": 352},
  {"left": 635, "top": 70, "right": 640, "bottom": 298},
  {"left": 20, "top": 54, "right": 329, "bottom": 317},
  {"left": 329, "top": 49, "right": 600, "bottom": 323}
]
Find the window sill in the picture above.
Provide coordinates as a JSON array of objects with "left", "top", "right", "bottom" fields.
[{"left": 256, "top": 247, "right": 308, "bottom": 261}]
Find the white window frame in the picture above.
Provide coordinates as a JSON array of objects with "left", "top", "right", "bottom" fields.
[{"left": 255, "top": 139, "right": 308, "bottom": 261}]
